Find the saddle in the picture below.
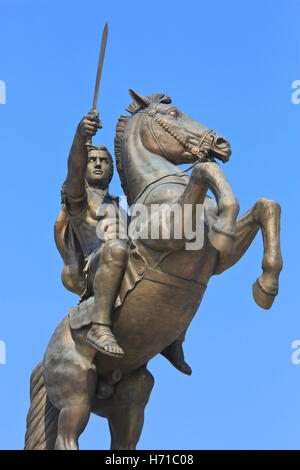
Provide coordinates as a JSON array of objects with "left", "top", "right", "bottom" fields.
[{"left": 69, "top": 244, "right": 206, "bottom": 330}]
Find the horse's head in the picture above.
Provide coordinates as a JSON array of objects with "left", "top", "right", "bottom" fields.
[{"left": 128, "top": 89, "right": 231, "bottom": 164}]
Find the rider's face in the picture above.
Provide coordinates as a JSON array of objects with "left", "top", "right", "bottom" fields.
[{"left": 86, "top": 150, "right": 111, "bottom": 188}]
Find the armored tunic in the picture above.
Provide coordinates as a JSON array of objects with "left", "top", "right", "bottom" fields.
[
  {"left": 66, "top": 187, "right": 120, "bottom": 258},
  {"left": 65, "top": 187, "right": 123, "bottom": 298},
  {"left": 55, "top": 184, "right": 146, "bottom": 313}
]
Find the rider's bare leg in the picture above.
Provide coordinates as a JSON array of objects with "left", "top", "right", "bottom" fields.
[
  {"left": 214, "top": 198, "right": 283, "bottom": 309},
  {"left": 55, "top": 403, "right": 90, "bottom": 450},
  {"left": 87, "top": 240, "right": 128, "bottom": 358}
]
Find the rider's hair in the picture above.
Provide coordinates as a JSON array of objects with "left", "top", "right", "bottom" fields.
[{"left": 87, "top": 145, "right": 114, "bottom": 184}]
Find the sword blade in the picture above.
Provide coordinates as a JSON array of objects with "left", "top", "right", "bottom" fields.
[{"left": 92, "top": 22, "right": 108, "bottom": 110}]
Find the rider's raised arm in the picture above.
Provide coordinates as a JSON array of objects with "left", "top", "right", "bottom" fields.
[{"left": 64, "top": 110, "right": 101, "bottom": 214}]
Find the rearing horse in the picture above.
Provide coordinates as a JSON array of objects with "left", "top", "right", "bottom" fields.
[{"left": 25, "top": 90, "right": 282, "bottom": 450}]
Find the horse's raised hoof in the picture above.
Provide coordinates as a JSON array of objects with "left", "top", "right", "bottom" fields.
[
  {"left": 252, "top": 278, "right": 277, "bottom": 310},
  {"left": 86, "top": 325, "right": 125, "bottom": 358},
  {"left": 209, "top": 225, "right": 235, "bottom": 253}
]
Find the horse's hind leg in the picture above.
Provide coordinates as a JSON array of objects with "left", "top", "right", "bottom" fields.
[
  {"left": 101, "top": 367, "right": 154, "bottom": 450},
  {"left": 53, "top": 361, "right": 97, "bottom": 450},
  {"left": 214, "top": 198, "right": 283, "bottom": 309},
  {"left": 55, "top": 403, "right": 91, "bottom": 450},
  {"left": 44, "top": 333, "right": 97, "bottom": 449}
]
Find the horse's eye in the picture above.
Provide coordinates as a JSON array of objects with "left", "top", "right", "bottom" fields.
[{"left": 168, "top": 110, "right": 178, "bottom": 118}]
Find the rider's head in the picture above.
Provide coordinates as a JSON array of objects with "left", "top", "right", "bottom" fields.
[{"left": 85, "top": 145, "right": 114, "bottom": 188}]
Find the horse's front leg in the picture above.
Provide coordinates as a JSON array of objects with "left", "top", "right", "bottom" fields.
[
  {"left": 183, "top": 162, "right": 240, "bottom": 253},
  {"left": 141, "top": 162, "right": 239, "bottom": 255},
  {"left": 214, "top": 198, "right": 283, "bottom": 309}
]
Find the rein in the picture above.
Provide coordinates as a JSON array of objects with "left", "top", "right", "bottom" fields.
[{"left": 131, "top": 107, "right": 219, "bottom": 204}]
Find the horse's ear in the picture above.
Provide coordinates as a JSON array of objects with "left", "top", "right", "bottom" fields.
[{"left": 128, "top": 89, "right": 150, "bottom": 108}]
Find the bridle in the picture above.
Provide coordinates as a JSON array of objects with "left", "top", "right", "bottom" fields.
[
  {"left": 142, "top": 105, "right": 216, "bottom": 175},
  {"left": 130, "top": 105, "right": 218, "bottom": 204}
]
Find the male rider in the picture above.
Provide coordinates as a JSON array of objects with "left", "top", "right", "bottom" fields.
[
  {"left": 57, "top": 109, "right": 191, "bottom": 372},
  {"left": 62, "top": 109, "right": 128, "bottom": 357}
]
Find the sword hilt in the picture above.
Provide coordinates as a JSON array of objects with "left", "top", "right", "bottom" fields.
[
  {"left": 85, "top": 108, "right": 100, "bottom": 147},
  {"left": 86, "top": 137, "right": 92, "bottom": 147}
]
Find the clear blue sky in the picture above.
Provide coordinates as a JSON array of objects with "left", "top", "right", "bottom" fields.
[{"left": 0, "top": 0, "right": 299, "bottom": 450}]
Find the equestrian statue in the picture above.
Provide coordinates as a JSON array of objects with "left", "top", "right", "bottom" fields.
[{"left": 24, "top": 27, "right": 282, "bottom": 450}]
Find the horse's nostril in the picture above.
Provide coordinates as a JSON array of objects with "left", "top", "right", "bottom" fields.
[{"left": 216, "top": 137, "right": 227, "bottom": 147}]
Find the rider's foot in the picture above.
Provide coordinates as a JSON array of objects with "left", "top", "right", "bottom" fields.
[
  {"left": 86, "top": 324, "right": 124, "bottom": 358},
  {"left": 161, "top": 340, "right": 192, "bottom": 376}
]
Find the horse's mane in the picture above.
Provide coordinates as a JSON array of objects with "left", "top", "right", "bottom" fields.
[{"left": 114, "top": 93, "right": 172, "bottom": 200}]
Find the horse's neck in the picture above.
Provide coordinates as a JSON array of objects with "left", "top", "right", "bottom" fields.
[{"left": 123, "top": 116, "right": 181, "bottom": 203}]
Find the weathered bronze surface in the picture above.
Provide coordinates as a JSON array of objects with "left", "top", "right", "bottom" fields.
[{"left": 24, "top": 85, "right": 283, "bottom": 449}]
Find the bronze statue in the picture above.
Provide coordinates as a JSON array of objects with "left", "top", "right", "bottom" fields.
[{"left": 24, "top": 88, "right": 282, "bottom": 450}]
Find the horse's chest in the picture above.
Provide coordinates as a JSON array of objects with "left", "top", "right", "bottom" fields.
[{"left": 161, "top": 239, "right": 218, "bottom": 285}]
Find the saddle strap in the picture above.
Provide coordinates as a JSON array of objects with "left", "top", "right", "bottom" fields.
[{"left": 144, "top": 265, "right": 207, "bottom": 291}]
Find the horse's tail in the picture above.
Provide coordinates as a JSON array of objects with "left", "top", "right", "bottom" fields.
[{"left": 24, "top": 362, "right": 59, "bottom": 450}]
